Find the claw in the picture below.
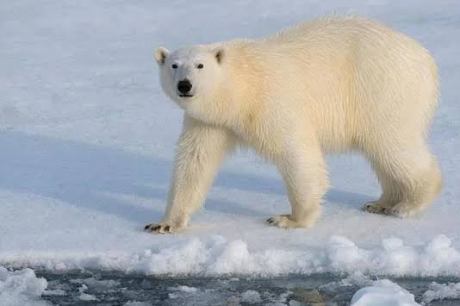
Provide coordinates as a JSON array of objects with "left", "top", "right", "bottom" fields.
[{"left": 144, "top": 223, "right": 176, "bottom": 234}]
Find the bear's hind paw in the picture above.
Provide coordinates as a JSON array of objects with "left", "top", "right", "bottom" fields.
[
  {"left": 363, "top": 202, "right": 390, "bottom": 215},
  {"left": 363, "top": 201, "right": 420, "bottom": 218},
  {"left": 384, "top": 202, "right": 421, "bottom": 218}
]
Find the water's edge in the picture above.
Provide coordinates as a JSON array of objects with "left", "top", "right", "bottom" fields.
[{"left": 35, "top": 270, "right": 460, "bottom": 305}]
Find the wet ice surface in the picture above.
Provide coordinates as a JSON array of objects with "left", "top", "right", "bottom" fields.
[{"left": 35, "top": 271, "right": 460, "bottom": 306}]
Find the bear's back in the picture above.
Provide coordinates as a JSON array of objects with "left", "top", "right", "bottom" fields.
[{"left": 223, "top": 17, "right": 438, "bottom": 153}]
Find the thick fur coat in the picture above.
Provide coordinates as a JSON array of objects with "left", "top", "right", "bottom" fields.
[{"left": 145, "top": 16, "right": 442, "bottom": 233}]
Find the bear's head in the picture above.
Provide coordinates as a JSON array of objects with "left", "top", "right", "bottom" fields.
[{"left": 154, "top": 45, "right": 226, "bottom": 120}]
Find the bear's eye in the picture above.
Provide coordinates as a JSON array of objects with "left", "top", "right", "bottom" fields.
[
  {"left": 196, "top": 63, "right": 204, "bottom": 69},
  {"left": 171, "top": 64, "right": 178, "bottom": 69}
]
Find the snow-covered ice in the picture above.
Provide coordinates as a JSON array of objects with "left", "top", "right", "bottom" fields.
[
  {"left": 422, "top": 281, "right": 460, "bottom": 304},
  {"left": 0, "top": 267, "right": 49, "bottom": 306},
  {"left": 169, "top": 285, "right": 198, "bottom": 293},
  {"left": 350, "top": 279, "right": 419, "bottom": 306},
  {"left": 240, "top": 290, "right": 262, "bottom": 304},
  {"left": 42, "top": 288, "right": 65, "bottom": 297},
  {"left": 77, "top": 283, "right": 97, "bottom": 301},
  {"left": 1, "top": 0, "right": 460, "bottom": 283}
]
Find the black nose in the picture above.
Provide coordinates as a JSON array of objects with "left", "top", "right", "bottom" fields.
[{"left": 177, "top": 79, "right": 192, "bottom": 94}]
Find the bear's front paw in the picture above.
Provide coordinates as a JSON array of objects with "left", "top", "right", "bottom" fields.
[
  {"left": 144, "top": 223, "right": 177, "bottom": 234},
  {"left": 266, "top": 214, "right": 311, "bottom": 229}
]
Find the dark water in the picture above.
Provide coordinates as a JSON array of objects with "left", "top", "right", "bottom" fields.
[{"left": 37, "top": 270, "right": 460, "bottom": 306}]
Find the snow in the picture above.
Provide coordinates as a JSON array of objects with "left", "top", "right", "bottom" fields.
[
  {"left": 422, "top": 282, "right": 460, "bottom": 304},
  {"left": 169, "top": 285, "right": 198, "bottom": 293},
  {"left": 79, "top": 277, "right": 120, "bottom": 290},
  {"left": 0, "top": 267, "right": 49, "bottom": 306},
  {"left": 340, "top": 273, "right": 421, "bottom": 305},
  {"left": 166, "top": 286, "right": 220, "bottom": 304},
  {"left": 1, "top": 0, "right": 460, "bottom": 281},
  {"left": 241, "top": 290, "right": 262, "bottom": 304},
  {"left": 77, "top": 284, "right": 97, "bottom": 301},
  {"left": 42, "top": 288, "right": 65, "bottom": 296},
  {"left": 350, "top": 279, "right": 419, "bottom": 306},
  {"left": 5, "top": 235, "right": 459, "bottom": 276}
]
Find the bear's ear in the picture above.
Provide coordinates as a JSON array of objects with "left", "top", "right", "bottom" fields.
[
  {"left": 214, "top": 48, "right": 224, "bottom": 64},
  {"left": 154, "top": 47, "right": 169, "bottom": 65}
]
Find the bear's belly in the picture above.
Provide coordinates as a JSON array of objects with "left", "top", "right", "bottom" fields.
[{"left": 317, "top": 128, "right": 355, "bottom": 153}]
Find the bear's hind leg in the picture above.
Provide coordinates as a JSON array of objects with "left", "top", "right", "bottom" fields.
[
  {"left": 364, "top": 139, "right": 442, "bottom": 217},
  {"left": 363, "top": 168, "right": 402, "bottom": 214},
  {"left": 385, "top": 155, "right": 442, "bottom": 217}
]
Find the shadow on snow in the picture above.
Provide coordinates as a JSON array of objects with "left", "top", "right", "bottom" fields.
[{"left": 0, "top": 131, "right": 372, "bottom": 224}]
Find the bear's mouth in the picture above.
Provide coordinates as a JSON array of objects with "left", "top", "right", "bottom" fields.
[{"left": 179, "top": 94, "right": 194, "bottom": 98}]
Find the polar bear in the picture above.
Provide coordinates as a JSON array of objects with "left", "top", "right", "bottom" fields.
[{"left": 145, "top": 16, "right": 442, "bottom": 234}]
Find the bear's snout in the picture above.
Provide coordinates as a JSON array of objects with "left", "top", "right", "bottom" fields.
[{"left": 177, "top": 79, "right": 193, "bottom": 96}]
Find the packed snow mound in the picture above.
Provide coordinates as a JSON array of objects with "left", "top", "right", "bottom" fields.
[
  {"left": 169, "top": 285, "right": 198, "bottom": 293},
  {"left": 0, "top": 267, "right": 49, "bottom": 306},
  {"left": 350, "top": 279, "right": 419, "bottom": 306},
  {"left": 240, "top": 290, "right": 262, "bottom": 304},
  {"left": 422, "top": 282, "right": 460, "bottom": 304},
  {"left": 3, "top": 235, "right": 460, "bottom": 277}
]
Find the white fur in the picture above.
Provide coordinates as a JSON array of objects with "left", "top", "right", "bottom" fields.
[{"left": 145, "top": 16, "right": 442, "bottom": 234}]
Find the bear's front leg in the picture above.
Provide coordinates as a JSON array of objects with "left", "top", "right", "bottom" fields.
[
  {"left": 267, "top": 138, "right": 329, "bottom": 229},
  {"left": 144, "top": 116, "right": 235, "bottom": 234}
]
